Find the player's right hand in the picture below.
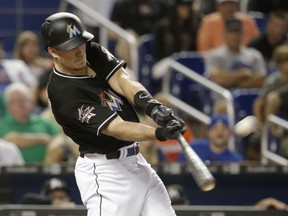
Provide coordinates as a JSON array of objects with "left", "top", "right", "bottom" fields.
[{"left": 155, "top": 119, "right": 186, "bottom": 141}]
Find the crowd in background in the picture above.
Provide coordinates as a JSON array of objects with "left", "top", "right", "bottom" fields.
[
  {"left": 0, "top": 0, "right": 288, "bottom": 210},
  {"left": 0, "top": 0, "right": 288, "bottom": 170}
]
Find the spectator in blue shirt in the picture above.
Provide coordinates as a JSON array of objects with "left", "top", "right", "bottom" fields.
[{"left": 178, "top": 114, "right": 244, "bottom": 163}]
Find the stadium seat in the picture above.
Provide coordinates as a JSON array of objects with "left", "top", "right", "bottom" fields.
[
  {"left": 138, "top": 34, "right": 161, "bottom": 95},
  {"left": 232, "top": 88, "right": 260, "bottom": 123},
  {"left": 248, "top": 11, "right": 267, "bottom": 34},
  {"left": 170, "top": 51, "right": 211, "bottom": 113}
]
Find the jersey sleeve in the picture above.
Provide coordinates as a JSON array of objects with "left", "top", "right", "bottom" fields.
[
  {"left": 87, "top": 42, "right": 127, "bottom": 82},
  {"left": 58, "top": 100, "right": 118, "bottom": 136}
]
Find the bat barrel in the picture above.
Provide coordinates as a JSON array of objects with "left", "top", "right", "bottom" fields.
[{"left": 177, "top": 134, "right": 216, "bottom": 191}]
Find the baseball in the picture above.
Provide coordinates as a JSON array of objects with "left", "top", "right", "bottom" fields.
[{"left": 234, "top": 115, "right": 257, "bottom": 137}]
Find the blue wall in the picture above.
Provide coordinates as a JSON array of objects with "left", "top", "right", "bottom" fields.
[{"left": 0, "top": 0, "right": 60, "bottom": 57}]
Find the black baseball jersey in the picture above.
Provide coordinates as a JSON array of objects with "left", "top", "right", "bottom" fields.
[{"left": 47, "top": 42, "right": 139, "bottom": 154}]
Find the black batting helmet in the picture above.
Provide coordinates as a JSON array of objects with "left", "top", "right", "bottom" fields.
[
  {"left": 41, "top": 178, "right": 69, "bottom": 196},
  {"left": 40, "top": 12, "right": 94, "bottom": 51}
]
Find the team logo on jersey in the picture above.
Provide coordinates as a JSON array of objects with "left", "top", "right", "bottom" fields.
[
  {"left": 99, "top": 90, "right": 123, "bottom": 112},
  {"left": 78, "top": 105, "right": 96, "bottom": 124},
  {"left": 67, "top": 23, "right": 81, "bottom": 39}
]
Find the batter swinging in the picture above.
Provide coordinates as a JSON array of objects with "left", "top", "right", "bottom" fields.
[{"left": 40, "top": 12, "right": 186, "bottom": 216}]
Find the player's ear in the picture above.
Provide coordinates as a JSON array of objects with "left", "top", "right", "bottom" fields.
[{"left": 47, "top": 47, "right": 57, "bottom": 58}]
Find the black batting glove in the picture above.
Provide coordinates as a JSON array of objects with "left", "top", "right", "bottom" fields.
[
  {"left": 149, "top": 104, "right": 177, "bottom": 126},
  {"left": 156, "top": 119, "right": 187, "bottom": 141}
]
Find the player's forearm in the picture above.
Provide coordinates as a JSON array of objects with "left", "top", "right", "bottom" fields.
[
  {"left": 102, "top": 120, "right": 157, "bottom": 142},
  {"left": 120, "top": 79, "right": 148, "bottom": 104}
]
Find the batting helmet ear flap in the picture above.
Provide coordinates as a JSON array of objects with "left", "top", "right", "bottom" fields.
[{"left": 40, "top": 12, "right": 94, "bottom": 51}]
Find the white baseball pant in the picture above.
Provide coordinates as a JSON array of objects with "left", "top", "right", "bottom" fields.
[{"left": 75, "top": 143, "right": 176, "bottom": 216}]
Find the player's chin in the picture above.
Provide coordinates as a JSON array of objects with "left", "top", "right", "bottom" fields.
[{"left": 74, "top": 62, "right": 87, "bottom": 70}]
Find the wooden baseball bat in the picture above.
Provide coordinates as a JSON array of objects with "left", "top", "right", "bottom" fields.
[{"left": 177, "top": 134, "right": 216, "bottom": 191}]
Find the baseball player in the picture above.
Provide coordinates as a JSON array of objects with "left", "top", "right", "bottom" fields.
[{"left": 40, "top": 12, "right": 185, "bottom": 216}]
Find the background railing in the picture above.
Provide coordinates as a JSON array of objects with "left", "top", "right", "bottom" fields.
[
  {"left": 261, "top": 115, "right": 288, "bottom": 166},
  {"left": 157, "top": 58, "right": 236, "bottom": 150}
]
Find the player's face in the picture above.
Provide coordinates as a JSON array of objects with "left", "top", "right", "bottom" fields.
[{"left": 51, "top": 43, "right": 87, "bottom": 74}]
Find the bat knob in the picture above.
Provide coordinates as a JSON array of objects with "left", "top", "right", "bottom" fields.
[{"left": 200, "top": 178, "right": 216, "bottom": 192}]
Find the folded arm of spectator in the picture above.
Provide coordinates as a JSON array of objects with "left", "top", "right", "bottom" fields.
[
  {"left": 210, "top": 68, "right": 251, "bottom": 88},
  {"left": 3, "top": 132, "right": 52, "bottom": 148},
  {"left": 44, "top": 134, "right": 68, "bottom": 164},
  {"left": 236, "top": 73, "right": 266, "bottom": 88},
  {"left": 255, "top": 197, "right": 288, "bottom": 211}
]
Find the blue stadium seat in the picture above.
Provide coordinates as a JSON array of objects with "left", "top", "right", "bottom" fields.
[
  {"left": 138, "top": 34, "right": 161, "bottom": 95},
  {"left": 170, "top": 51, "right": 211, "bottom": 113},
  {"left": 248, "top": 11, "right": 268, "bottom": 34},
  {"left": 232, "top": 88, "right": 260, "bottom": 157},
  {"left": 232, "top": 88, "right": 260, "bottom": 123}
]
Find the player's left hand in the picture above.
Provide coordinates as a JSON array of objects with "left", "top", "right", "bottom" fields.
[
  {"left": 155, "top": 119, "right": 187, "bottom": 141},
  {"left": 150, "top": 104, "right": 176, "bottom": 126}
]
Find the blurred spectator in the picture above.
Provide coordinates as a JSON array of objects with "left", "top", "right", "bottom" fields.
[
  {"left": 0, "top": 138, "right": 24, "bottom": 166},
  {"left": 197, "top": 0, "right": 259, "bottom": 52},
  {"left": 77, "top": 0, "right": 116, "bottom": 43},
  {"left": 0, "top": 59, "right": 37, "bottom": 93},
  {"left": 13, "top": 31, "right": 53, "bottom": 81},
  {"left": 0, "top": 35, "right": 37, "bottom": 94},
  {"left": 247, "top": 0, "right": 288, "bottom": 15},
  {"left": 204, "top": 16, "right": 266, "bottom": 113},
  {"left": 197, "top": 0, "right": 217, "bottom": 17},
  {"left": 255, "top": 197, "right": 288, "bottom": 211},
  {"left": 152, "top": 0, "right": 197, "bottom": 62},
  {"left": 37, "top": 71, "right": 80, "bottom": 162},
  {"left": 111, "top": 0, "right": 168, "bottom": 37},
  {"left": 0, "top": 91, "right": 6, "bottom": 118},
  {"left": 0, "top": 33, "right": 37, "bottom": 93},
  {"left": 110, "top": 0, "right": 168, "bottom": 67},
  {"left": 242, "top": 127, "right": 262, "bottom": 161},
  {"left": 253, "top": 45, "right": 288, "bottom": 158},
  {"left": 249, "top": 10, "right": 288, "bottom": 70},
  {"left": 253, "top": 45, "right": 288, "bottom": 129},
  {"left": 0, "top": 83, "right": 66, "bottom": 164},
  {"left": 0, "top": 35, "right": 6, "bottom": 59},
  {"left": 21, "top": 193, "right": 51, "bottom": 205},
  {"left": 21, "top": 177, "right": 76, "bottom": 207},
  {"left": 41, "top": 177, "right": 76, "bottom": 207},
  {"left": 178, "top": 114, "right": 244, "bottom": 163},
  {"left": 36, "top": 68, "right": 51, "bottom": 109},
  {"left": 166, "top": 184, "right": 190, "bottom": 205}
]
